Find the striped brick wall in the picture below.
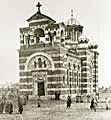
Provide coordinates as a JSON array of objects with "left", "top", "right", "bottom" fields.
[
  {"left": 19, "top": 45, "right": 98, "bottom": 97},
  {"left": 19, "top": 47, "right": 65, "bottom": 95},
  {"left": 19, "top": 45, "right": 83, "bottom": 97},
  {"left": 93, "top": 52, "right": 99, "bottom": 93},
  {"left": 78, "top": 47, "right": 99, "bottom": 95},
  {"left": 78, "top": 48, "right": 88, "bottom": 94}
]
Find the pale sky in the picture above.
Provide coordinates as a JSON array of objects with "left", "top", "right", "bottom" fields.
[{"left": 0, "top": 0, "right": 110, "bottom": 87}]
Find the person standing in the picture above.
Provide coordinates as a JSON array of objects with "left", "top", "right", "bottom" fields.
[
  {"left": 0, "top": 100, "right": 4, "bottom": 113},
  {"left": 37, "top": 96, "right": 41, "bottom": 107},
  {"left": 105, "top": 98, "right": 109, "bottom": 110},
  {"left": 5, "top": 100, "right": 9, "bottom": 113},
  {"left": 8, "top": 101, "right": 13, "bottom": 114},
  {"left": 87, "top": 95, "right": 90, "bottom": 103},
  {"left": 67, "top": 96, "right": 71, "bottom": 108},
  {"left": 90, "top": 97, "right": 96, "bottom": 112},
  {"left": 18, "top": 101, "right": 23, "bottom": 114}
]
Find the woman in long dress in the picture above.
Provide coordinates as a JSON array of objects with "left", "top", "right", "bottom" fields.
[
  {"left": 0, "top": 100, "right": 4, "bottom": 113},
  {"left": 105, "top": 98, "right": 109, "bottom": 110},
  {"left": 5, "top": 100, "right": 9, "bottom": 113}
]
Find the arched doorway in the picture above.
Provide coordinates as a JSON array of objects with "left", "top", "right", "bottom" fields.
[
  {"left": 38, "top": 81, "right": 45, "bottom": 96},
  {"left": 32, "top": 71, "right": 47, "bottom": 96},
  {"left": 25, "top": 52, "right": 54, "bottom": 96}
]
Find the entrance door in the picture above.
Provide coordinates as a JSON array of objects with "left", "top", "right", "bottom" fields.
[{"left": 38, "top": 82, "right": 45, "bottom": 96}]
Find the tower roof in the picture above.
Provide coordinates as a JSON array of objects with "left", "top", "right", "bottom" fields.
[
  {"left": 27, "top": 12, "right": 56, "bottom": 22},
  {"left": 27, "top": 2, "right": 56, "bottom": 23}
]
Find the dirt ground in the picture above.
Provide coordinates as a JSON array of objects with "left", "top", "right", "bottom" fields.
[{"left": 0, "top": 100, "right": 111, "bottom": 120}]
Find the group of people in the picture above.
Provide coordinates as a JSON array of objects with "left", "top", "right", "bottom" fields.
[
  {"left": 90, "top": 97, "right": 110, "bottom": 112},
  {"left": 0, "top": 94, "right": 109, "bottom": 114},
  {"left": 90, "top": 97, "right": 110, "bottom": 111},
  {"left": 66, "top": 95, "right": 110, "bottom": 111},
  {"left": 0, "top": 98, "right": 24, "bottom": 114},
  {"left": 0, "top": 100, "right": 13, "bottom": 114}
]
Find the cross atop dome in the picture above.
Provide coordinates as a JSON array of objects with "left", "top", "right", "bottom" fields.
[{"left": 36, "top": 2, "right": 42, "bottom": 13}]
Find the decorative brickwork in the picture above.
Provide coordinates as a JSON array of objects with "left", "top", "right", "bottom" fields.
[{"left": 19, "top": 3, "right": 99, "bottom": 98}]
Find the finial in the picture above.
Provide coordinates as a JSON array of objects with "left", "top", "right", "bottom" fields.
[
  {"left": 36, "top": 2, "right": 42, "bottom": 13},
  {"left": 71, "top": 9, "right": 73, "bottom": 25}
]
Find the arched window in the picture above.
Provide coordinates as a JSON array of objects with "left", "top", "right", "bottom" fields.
[
  {"left": 63, "top": 75, "right": 65, "bottom": 85},
  {"left": 34, "top": 28, "right": 45, "bottom": 37},
  {"left": 34, "top": 61, "right": 37, "bottom": 68},
  {"left": 21, "top": 34, "right": 24, "bottom": 44},
  {"left": 78, "top": 65, "right": 80, "bottom": 70},
  {"left": 34, "top": 28, "right": 45, "bottom": 43},
  {"left": 61, "top": 30, "right": 64, "bottom": 37},
  {"left": 23, "top": 34, "right": 24, "bottom": 40},
  {"left": 48, "top": 32, "right": 52, "bottom": 42},
  {"left": 38, "top": 58, "right": 42, "bottom": 68},
  {"left": 43, "top": 60, "right": 47, "bottom": 68},
  {"left": 26, "top": 34, "right": 30, "bottom": 47},
  {"left": 68, "top": 62, "right": 71, "bottom": 69},
  {"left": 73, "top": 64, "right": 75, "bottom": 70},
  {"left": 54, "top": 31, "right": 56, "bottom": 36},
  {"left": 31, "top": 39, "right": 34, "bottom": 43}
]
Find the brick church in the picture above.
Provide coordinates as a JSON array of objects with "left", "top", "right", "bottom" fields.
[{"left": 19, "top": 2, "right": 99, "bottom": 99}]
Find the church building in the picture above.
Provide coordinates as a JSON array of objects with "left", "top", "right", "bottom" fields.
[{"left": 19, "top": 2, "right": 99, "bottom": 99}]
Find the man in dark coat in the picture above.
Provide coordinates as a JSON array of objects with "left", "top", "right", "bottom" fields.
[
  {"left": 5, "top": 101, "right": 9, "bottom": 113},
  {"left": 8, "top": 101, "right": 13, "bottom": 114},
  {"left": 90, "top": 97, "right": 96, "bottom": 112},
  {"left": 18, "top": 101, "right": 23, "bottom": 114},
  {"left": 67, "top": 96, "right": 71, "bottom": 108},
  {"left": 0, "top": 100, "right": 4, "bottom": 113}
]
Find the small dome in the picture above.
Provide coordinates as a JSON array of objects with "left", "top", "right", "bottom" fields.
[
  {"left": 78, "top": 35, "right": 89, "bottom": 43},
  {"left": 66, "top": 18, "right": 80, "bottom": 25}
]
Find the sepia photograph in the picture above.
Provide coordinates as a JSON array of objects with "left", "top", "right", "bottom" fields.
[{"left": 0, "top": 0, "right": 111, "bottom": 119}]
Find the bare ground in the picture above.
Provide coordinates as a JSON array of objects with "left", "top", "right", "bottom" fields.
[{"left": 0, "top": 100, "right": 111, "bottom": 120}]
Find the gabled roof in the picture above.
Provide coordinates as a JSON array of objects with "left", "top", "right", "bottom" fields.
[
  {"left": 27, "top": 2, "right": 56, "bottom": 24},
  {"left": 27, "top": 12, "right": 56, "bottom": 23}
]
